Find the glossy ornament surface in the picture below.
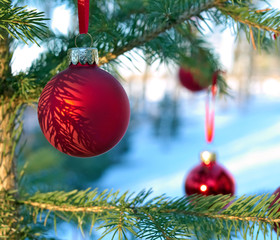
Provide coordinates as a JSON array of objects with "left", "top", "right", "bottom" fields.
[
  {"left": 178, "top": 67, "right": 207, "bottom": 92},
  {"left": 185, "top": 151, "right": 235, "bottom": 196},
  {"left": 38, "top": 48, "right": 130, "bottom": 157}
]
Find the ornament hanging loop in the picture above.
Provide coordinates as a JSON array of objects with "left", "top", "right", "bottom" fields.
[
  {"left": 75, "top": 33, "right": 93, "bottom": 48},
  {"left": 205, "top": 71, "right": 218, "bottom": 144},
  {"left": 78, "top": 0, "right": 89, "bottom": 34}
]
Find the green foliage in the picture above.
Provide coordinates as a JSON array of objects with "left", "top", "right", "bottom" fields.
[
  {"left": 0, "top": 190, "right": 58, "bottom": 239},
  {"left": 8, "top": 0, "right": 280, "bottom": 104},
  {"left": 0, "top": 0, "right": 48, "bottom": 44},
  {"left": 215, "top": 1, "right": 280, "bottom": 50},
  {"left": 18, "top": 189, "right": 280, "bottom": 240}
]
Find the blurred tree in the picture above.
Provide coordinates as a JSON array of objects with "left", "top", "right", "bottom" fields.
[
  {"left": 152, "top": 93, "right": 180, "bottom": 139},
  {"left": 17, "top": 122, "right": 131, "bottom": 193}
]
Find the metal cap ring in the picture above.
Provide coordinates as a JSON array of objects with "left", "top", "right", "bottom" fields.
[{"left": 75, "top": 33, "right": 93, "bottom": 48}]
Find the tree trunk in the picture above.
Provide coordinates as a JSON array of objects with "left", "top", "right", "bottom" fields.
[
  {"left": 0, "top": 27, "right": 16, "bottom": 191},
  {"left": 0, "top": 31, "right": 18, "bottom": 238},
  {"left": 0, "top": 102, "right": 17, "bottom": 191}
]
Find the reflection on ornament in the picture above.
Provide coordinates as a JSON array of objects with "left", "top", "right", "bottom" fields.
[
  {"left": 201, "top": 151, "right": 212, "bottom": 165},
  {"left": 38, "top": 48, "right": 130, "bottom": 158},
  {"left": 185, "top": 151, "right": 235, "bottom": 196},
  {"left": 200, "top": 184, "right": 207, "bottom": 192}
]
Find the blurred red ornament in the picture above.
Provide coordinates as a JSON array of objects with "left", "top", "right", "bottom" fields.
[
  {"left": 178, "top": 67, "right": 207, "bottom": 92},
  {"left": 185, "top": 151, "right": 235, "bottom": 196},
  {"left": 38, "top": 48, "right": 130, "bottom": 158},
  {"left": 270, "top": 187, "right": 280, "bottom": 232},
  {"left": 271, "top": 187, "right": 280, "bottom": 206}
]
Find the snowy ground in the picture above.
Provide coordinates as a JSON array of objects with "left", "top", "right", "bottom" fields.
[{"left": 98, "top": 94, "right": 280, "bottom": 198}]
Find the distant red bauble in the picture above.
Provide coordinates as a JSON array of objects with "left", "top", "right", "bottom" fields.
[
  {"left": 271, "top": 187, "right": 280, "bottom": 205},
  {"left": 271, "top": 187, "right": 280, "bottom": 232},
  {"left": 38, "top": 63, "right": 130, "bottom": 158},
  {"left": 185, "top": 151, "right": 235, "bottom": 196},
  {"left": 178, "top": 67, "right": 206, "bottom": 92}
]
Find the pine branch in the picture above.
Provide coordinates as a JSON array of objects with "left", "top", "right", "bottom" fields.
[
  {"left": 17, "top": 189, "right": 280, "bottom": 239},
  {"left": 0, "top": 0, "right": 48, "bottom": 44},
  {"left": 22, "top": 196, "right": 280, "bottom": 224},
  {"left": 99, "top": 0, "right": 219, "bottom": 65},
  {"left": 98, "top": 0, "right": 280, "bottom": 65},
  {"left": 22, "top": 201, "right": 117, "bottom": 213},
  {"left": 213, "top": 1, "right": 280, "bottom": 49},
  {"left": 9, "top": 0, "right": 280, "bottom": 103},
  {"left": 219, "top": 6, "right": 280, "bottom": 35}
]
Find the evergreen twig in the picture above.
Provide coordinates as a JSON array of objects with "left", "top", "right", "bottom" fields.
[
  {"left": 0, "top": 0, "right": 48, "bottom": 44},
  {"left": 15, "top": 189, "right": 280, "bottom": 239},
  {"left": 99, "top": 0, "right": 218, "bottom": 65}
]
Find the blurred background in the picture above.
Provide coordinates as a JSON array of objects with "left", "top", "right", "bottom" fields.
[{"left": 11, "top": 0, "right": 280, "bottom": 239}]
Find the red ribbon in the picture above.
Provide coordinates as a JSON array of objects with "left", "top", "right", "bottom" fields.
[
  {"left": 78, "top": 0, "right": 89, "bottom": 34},
  {"left": 205, "top": 71, "right": 218, "bottom": 143}
]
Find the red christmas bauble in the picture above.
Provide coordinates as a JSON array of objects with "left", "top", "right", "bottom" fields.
[
  {"left": 178, "top": 67, "right": 206, "bottom": 92},
  {"left": 270, "top": 187, "right": 280, "bottom": 232},
  {"left": 185, "top": 151, "right": 235, "bottom": 196},
  {"left": 38, "top": 48, "right": 130, "bottom": 158},
  {"left": 271, "top": 187, "right": 280, "bottom": 206}
]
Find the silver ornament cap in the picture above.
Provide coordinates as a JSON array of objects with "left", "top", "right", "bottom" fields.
[
  {"left": 67, "top": 47, "right": 99, "bottom": 65},
  {"left": 200, "top": 151, "right": 216, "bottom": 165}
]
